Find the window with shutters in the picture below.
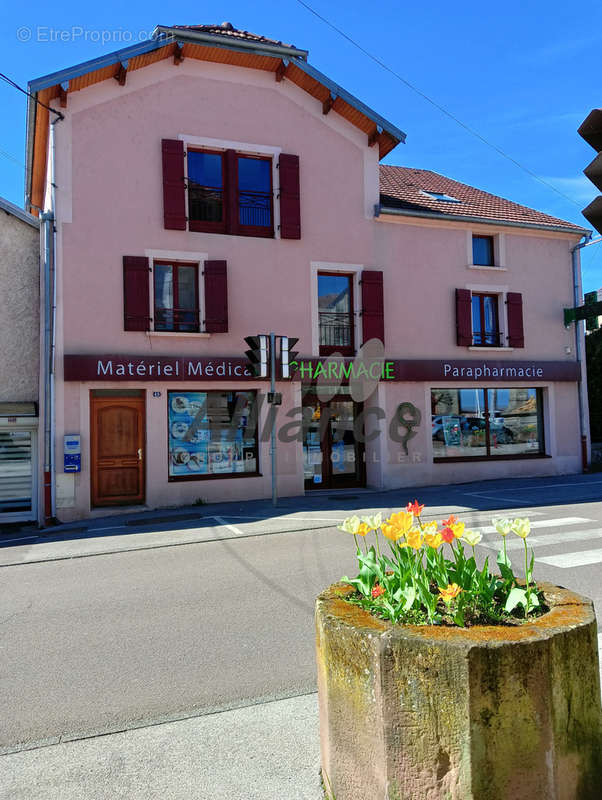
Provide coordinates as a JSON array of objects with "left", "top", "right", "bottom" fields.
[
  {"left": 456, "top": 288, "right": 524, "bottom": 349},
  {"left": 153, "top": 261, "right": 200, "bottom": 333},
  {"left": 123, "top": 256, "right": 228, "bottom": 335},
  {"left": 162, "top": 139, "right": 300, "bottom": 239}
]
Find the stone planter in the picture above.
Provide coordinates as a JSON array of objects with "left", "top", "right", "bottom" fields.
[{"left": 316, "top": 582, "right": 602, "bottom": 800}]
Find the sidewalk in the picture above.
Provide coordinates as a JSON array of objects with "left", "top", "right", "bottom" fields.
[{"left": 2, "top": 694, "right": 322, "bottom": 800}]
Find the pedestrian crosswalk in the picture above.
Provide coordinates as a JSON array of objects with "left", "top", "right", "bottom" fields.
[{"left": 474, "top": 515, "right": 602, "bottom": 569}]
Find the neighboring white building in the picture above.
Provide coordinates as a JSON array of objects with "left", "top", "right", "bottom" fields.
[{"left": 0, "top": 196, "right": 42, "bottom": 524}]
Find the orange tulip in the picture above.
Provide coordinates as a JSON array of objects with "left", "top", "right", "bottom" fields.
[
  {"left": 371, "top": 584, "right": 385, "bottom": 599},
  {"left": 440, "top": 527, "right": 455, "bottom": 544},
  {"left": 438, "top": 583, "right": 462, "bottom": 604},
  {"left": 442, "top": 514, "right": 459, "bottom": 527},
  {"left": 356, "top": 522, "right": 371, "bottom": 537},
  {"left": 405, "top": 500, "right": 425, "bottom": 516}
]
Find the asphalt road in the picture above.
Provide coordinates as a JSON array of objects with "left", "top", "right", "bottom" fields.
[{"left": 1, "top": 474, "right": 601, "bottom": 753}]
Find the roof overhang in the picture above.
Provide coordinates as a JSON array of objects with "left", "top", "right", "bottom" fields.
[
  {"left": 0, "top": 195, "right": 39, "bottom": 227},
  {"left": 26, "top": 29, "right": 406, "bottom": 213},
  {"left": 377, "top": 204, "right": 590, "bottom": 237}
]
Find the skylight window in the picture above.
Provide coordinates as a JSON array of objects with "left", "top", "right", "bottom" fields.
[{"left": 420, "top": 190, "right": 461, "bottom": 203}]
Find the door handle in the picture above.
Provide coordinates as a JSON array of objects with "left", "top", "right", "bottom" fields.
[{"left": 137, "top": 448, "right": 143, "bottom": 461}]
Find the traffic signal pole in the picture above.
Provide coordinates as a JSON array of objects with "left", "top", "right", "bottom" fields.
[
  {"left": 270, "top": 331, "right": 277, "bottom": 507},
  {"left": 571, "top": 236, "right": 602, "bottom": 471}
]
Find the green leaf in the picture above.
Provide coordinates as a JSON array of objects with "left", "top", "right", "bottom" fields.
[
  {"left": 453, "top": 608, "right": 465, "bottom": 627},
  {"left": 401, "top": 585, "right": 416, "bottom": 611},
  {"left": 497, "top": 549, "right": 515, "bottom": 582},
  {"left": 504, "top": 587, "right": 528, "bottom": 613}
]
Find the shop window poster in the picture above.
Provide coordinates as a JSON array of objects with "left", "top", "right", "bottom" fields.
[{"left": 168, "top": 391, "right": 256, "bottom": 478}]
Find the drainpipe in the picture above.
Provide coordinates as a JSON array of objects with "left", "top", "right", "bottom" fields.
[
  {"left": 571, "top": 234, "right": 602, "bottom": 471},
  {"left": 41, "top": 211, "right": 53, "bottom": 523},
  {"left": 41, "top": 115, "right": 62, "bottom": 523}
]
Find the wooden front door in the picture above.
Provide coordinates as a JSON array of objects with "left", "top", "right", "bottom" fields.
[{"left": 90, "top": 396, "right": 145, "bottom": 507}]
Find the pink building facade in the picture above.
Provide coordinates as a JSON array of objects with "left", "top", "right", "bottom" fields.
[{"left": 26, "top": 25, "right": 589, "bottom": 522}]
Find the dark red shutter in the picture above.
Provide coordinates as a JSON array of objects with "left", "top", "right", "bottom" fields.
[
  {"left": 361, "top": 270, "right": 384, "bottom": 346},
  {"left": 507, "top": 292, "right": 525, "bottom": 347},
  {"left": 224, "top": 150, "right": 239, "bottom": 236},
  {"left": 456, "top": 289, "right": 472, "bottom": 346},
  {"left": 123, "top": 256, "right": 150, "bottom": 331},
  {"left": 161, "top": 139, "right": 186, "bottom": 230},
  {"left": 204, "top": 260, "right": 228, "bottom": 333},
  {"left": 279, "top": 154, "right": 301, "bottom": 239}
]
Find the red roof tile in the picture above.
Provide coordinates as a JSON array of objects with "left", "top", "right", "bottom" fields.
[
  {"left": 379, "top": 165, "right": 586, "bottom": 233},
  {"left": 170, "top": 23, "right": 297, "bottom": 50}
]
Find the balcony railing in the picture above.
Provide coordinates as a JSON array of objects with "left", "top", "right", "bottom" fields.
[
  {"left": 472, "top": 330, "right": 504, "bottom": 347},
  {"left": 319, "top": 312, "right": 354, "bottom": 349},
  {"left": 154, "top": 307, "right": 200, "bottom": 333},
  {"left": 239, "top": 191, "right": 271, "bottom": 227}
]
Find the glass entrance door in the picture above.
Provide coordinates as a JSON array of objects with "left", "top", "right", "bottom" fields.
[{"left": 302, "top": 393, "right": 365, "bottom": 490}]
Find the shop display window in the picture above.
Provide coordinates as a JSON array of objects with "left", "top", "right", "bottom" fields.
[{"left": 168, "top": 391, "right": 258, "bottom": 479}]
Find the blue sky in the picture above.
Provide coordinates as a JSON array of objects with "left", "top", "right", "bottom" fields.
[{"left": 1, "top": 0, "right": 601, "bottom": 289}]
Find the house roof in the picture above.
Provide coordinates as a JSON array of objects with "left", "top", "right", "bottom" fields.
[
  {"left": 0, "top": 195, "right": 39, "bottom": 228},
  {"left": 379, "top": 166, "right": 588, "bottom": 235},
  {"left": 26, "top": 24, "right": 406, "bottom": 213},
  {"left": 168, "top": 22, "right": 300, "bottom": 51}
]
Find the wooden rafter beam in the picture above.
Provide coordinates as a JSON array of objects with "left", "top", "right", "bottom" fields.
[
  {"left": 368, "top": 125, "right": 383, "bottom": 148},
  {"left": 59, "top": 82, "right": 68, "bottom": 108},
  {"left": 114, "top": 61, "right": 128, "bottom": 86},
  {"left": 173, "top": 43, "right": 184, "bottom": 65},
  {"left": 322, "top": 93, "right": 336, "bottom": 115},
  {"left": 275, "top": 58, "right": 289, "bottom": 82}
]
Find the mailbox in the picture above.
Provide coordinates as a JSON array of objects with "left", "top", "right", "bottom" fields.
[{"left": 64, "top": 434, "right": 81, "bottom": 473}]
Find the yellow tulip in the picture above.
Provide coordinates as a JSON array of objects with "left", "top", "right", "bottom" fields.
[
  {"left": 362, "top": 513, "right": 383, "bottom": 531},
  {"left": 386, "top": 511, "right": 414, "bottom": 533},
  {"left": 511, "top": 518, "right": 531, "bottom": 539},
  {"left": 424, "top": 532, "right": 443, "bottom": 549},
  {"left": 451, "top": 521, "right": 465, "bottom": 539},
  {"left": 462, "top": 530, "right": 482, "bottom": 547},
  {"left": 492, "top": 517, "right": 512, "bottom": 537},
  {"left": 399, "top": 529, "right": 424, "bottom": 550},
  {"left": 337, "top": 515, "right": 362, "bottom": 534},
  {"left": 381, "top": 523, "right": 406, "bottom": 543}
]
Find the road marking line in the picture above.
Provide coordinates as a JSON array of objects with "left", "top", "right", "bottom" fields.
[
  {"left": 211, "top": 516, "right": 245, "bottom": 536},
  {"left": 536, "top": 548, "right": 602, "bottom": 568},
  {"left": 467, "top": 480, "right": 602, "bottom": 495},
  {"left": 0, "top": 535, "right": 38, "bottom": 545},
  {"left": 476, "top": 517, "right": 593, "bottom": 535},
  {"left": 481, "top": 529, "right": 602, "bottom": 551}
]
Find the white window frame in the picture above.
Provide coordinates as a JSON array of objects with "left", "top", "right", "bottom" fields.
[
  {"left": 467, "top": 231, "right": 507, "bottom": 271},
  {"left": 310, "top": 262, "right": 363, "bottom": 357},
  {"left": 144, "top": 249, "right": 210, "bottom": 338}
]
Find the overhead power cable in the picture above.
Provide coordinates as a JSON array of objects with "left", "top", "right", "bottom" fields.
[
  {"left": 295, "top": 0, "right": 583, "bottom": 210},
  {"left": 0, "top": 72, "right": 64, "bottom": 119}
]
